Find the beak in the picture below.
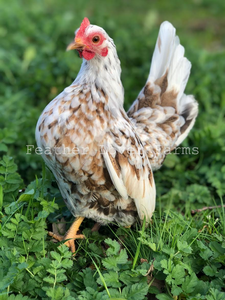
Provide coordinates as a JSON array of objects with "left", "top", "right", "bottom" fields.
[{"left": 66, "top": 39, "right": 85, "bottom": 51}]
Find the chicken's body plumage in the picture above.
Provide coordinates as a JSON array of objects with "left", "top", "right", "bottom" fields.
[{"left": 36, "top": 19, "right": 198, "bottom": 228}]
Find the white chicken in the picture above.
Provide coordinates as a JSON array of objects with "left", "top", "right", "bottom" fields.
[{"left": 36, "top": 18, "right": 198, "bottom": 252}]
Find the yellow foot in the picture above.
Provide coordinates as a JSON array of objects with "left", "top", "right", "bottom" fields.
[
  {"left": 124, "top": 225, "right": 131, "bottom": 229},
  {"left": 48, "top": 231, "right": 85, "bottom": 253},
  {"left": 48, "top": 216, "right": 85, "bottom": 254}
]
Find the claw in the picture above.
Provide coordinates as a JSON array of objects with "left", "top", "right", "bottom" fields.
[{"left": 48, "top": 216, "right": 85, "bottom": 255}]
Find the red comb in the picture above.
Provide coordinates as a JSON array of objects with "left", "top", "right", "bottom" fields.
[{"left": 76, "top": 17, "right": 90, "bottom": 38}]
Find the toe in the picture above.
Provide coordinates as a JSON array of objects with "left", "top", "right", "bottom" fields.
[
  {"left": 66, "top": 240, "right": 76, "bottom": 254},
  {"left": 48, "top": 231, "right": 64, "bottom": 242}
]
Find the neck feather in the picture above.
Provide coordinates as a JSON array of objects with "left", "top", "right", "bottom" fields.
[{"left": 74, "top": 41, "right": 124, "bottom": 110}]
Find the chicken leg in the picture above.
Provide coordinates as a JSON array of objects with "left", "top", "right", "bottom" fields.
[{"left": 48, "top": 216, "right": 85, "bottom": 254}]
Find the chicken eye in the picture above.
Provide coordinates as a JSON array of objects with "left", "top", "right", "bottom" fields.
[{"left": 92, "top": 36, "right": 100, "bottom": 44}]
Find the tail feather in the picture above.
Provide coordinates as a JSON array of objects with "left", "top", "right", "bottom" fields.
[
  {"left": 146, "top": 21, "right": 198, "bottom": 142},
  {"left": 149, "top": 21, "right": 177, "bottom": 81},
  {"left": 128, "top": 21, "right": 198, "bottom": 170},
  {"left": 167, "top": 47, "right": 191, "bottom": 103},
  {"left": 175, "top": 94, "right": 198, "bottom": 146},
  {"left": 149, "top": 22, "right": 192, "bottom": 105},
  {"left": 153, "top": 22, "right": 198, "bottom": 147}
]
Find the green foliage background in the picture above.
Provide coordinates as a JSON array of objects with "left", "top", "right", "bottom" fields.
[{"left": 0, "top": 0, "right": 225, "bottom": 299}]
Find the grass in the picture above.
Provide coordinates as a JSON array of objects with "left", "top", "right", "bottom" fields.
[
  {"left": 0, "top": 167, "right": 224, "bottom": 299},
  {"left": 0, "top": 0, "right": 225, "bottom": 299}
]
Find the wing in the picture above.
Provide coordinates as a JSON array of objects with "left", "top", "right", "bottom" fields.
[
  {"left": 103, "top": 116, "right": 156, "bottom": 222},
  {"left": 127, "top": 21, "right": 198, "bottom": 171}
]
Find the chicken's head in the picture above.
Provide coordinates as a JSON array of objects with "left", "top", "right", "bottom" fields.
[{"left": 67, "top": 18, "right": 109, "bottom": 61}]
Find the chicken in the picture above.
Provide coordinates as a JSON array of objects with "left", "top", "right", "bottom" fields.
[{"left": 35, "top": 18, "right": 198, "bottom": 252}]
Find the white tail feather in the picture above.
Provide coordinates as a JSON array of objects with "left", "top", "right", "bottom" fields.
[
  {"left": 128, "top": 21, "right": 198, "bottom": 170},
  {"left": 149, "top": 21, "right": 192, "bottom": 104},
  {"left": 149, "top": 21, "right": 177, "bottom": 81},
  {"left": 149, "top": 21, "right": 198, "bottom": 147},
  {"left": 167, "top": 48, "right": 191, "bottom": 102}
]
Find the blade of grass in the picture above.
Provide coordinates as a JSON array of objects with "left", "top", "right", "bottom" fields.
[
  {"left": 132, "top": 216, "right": 146, "bottom": 270},
  {"left": 0, "top": 185, "right": 3, "bottom": 212},
  {"left": 108, "top": 224, "right": 134, "bottom": 259},
  {"left": 217, "top": 197, "right": 225, "bottom": 235},
  {"left": 87, "top": 252, "right": 111, "bottom": 298}
]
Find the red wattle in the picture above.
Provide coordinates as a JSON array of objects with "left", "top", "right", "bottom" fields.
[
  {"left": 82, "top": 50, "right": 95, "bottom": 60},
  {"left": 101, "top": 47, "right": 108, "bottom": 57}
]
